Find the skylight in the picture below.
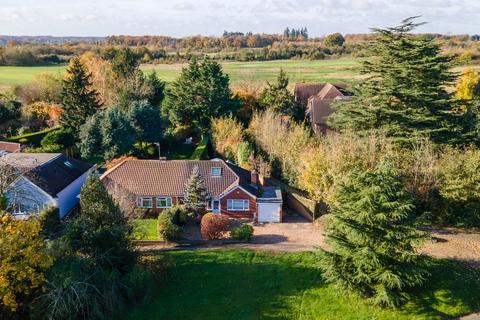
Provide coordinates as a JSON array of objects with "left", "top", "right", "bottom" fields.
[
  {"left": 64, "top": 160, "right": 74, "bottom": 169},
  {"left": 211, "top": 167, "right": 222, "bottom": 176}
]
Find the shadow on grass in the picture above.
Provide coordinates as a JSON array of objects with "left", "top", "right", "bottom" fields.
[
  {"left": 407, "top": 258, "right": 480, "bottom": 318},
  {"left": 123, "top": 250, "right": 480, "bottom": 320},
  {"left": 124, "top": 250, "right": 324, "bottom": 320}
]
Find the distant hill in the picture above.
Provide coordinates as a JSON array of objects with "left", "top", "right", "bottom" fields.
[{"left": 0, "top": 36, "right": 105, "bottom": 45}]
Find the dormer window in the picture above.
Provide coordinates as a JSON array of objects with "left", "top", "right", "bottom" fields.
[{"left": 211, "top": 167, "right": 222, "bottom": 176}]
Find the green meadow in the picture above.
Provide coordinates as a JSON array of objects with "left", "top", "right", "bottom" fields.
[{"left": 0, "top": 58, "right": 361, "bottom": 89}]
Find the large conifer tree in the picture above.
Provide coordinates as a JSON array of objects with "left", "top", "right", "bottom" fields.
[
  {"left": 319, "top": 161, "right": 429, "bottom": 307},
  {"left": 329, "top": 17, "right": 462, "bottom": 145},
  {"left": 163, "top": 58, "right": 239, "bottom": 133},
  {"left": 60, "top": 57, "right": 102, "bottom": 133}
]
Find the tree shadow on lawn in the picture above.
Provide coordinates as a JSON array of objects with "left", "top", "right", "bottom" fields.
[
  {"left": 125, "top": 250, "right": 325, "bottom": 320},
  {"left": 124, "top": 250, "right": 480, "bottom": 320},
  {"left": 406, "top": 258, "right": 480, "bottom": 319}
]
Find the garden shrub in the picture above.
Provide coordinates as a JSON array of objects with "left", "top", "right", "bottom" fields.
[
  {"left": 200, "top": 213, "right": 230, "bottom": 240},
  {"left": 38, "top": 206, "right": 61, "bottom": 238},
  {"left": 436, "top": 147, "right": 480, "bottom": 226},
  {"left": 157, "top": 211, "right": 182, "bottom": 241},
  {"left": 230, "top": 224, "right": 254, "bottom": 241},
  {"left": 162, "top": 205, "right": 189, "bottom": 226}
]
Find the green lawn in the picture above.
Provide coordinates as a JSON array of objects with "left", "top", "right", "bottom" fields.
[
  {"left": 124, "top": 249, "right": 480, "bottom": 320},
  {"left": 0, "top": 58, "right": 361, "bottom": 88},
  {"left": 132, "top": 219, "right": 158, "bottom": 240}
]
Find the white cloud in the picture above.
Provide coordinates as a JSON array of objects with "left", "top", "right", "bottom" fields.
[{"left": 0, "top": 0, "right": 478, "bottom": 36}]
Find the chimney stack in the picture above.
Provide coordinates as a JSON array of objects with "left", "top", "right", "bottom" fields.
[{"left": 251, "top": 170, "right": 259, "bottom": 188}]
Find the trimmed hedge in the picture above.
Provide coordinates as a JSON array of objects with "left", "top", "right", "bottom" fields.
[
  {"left": 190, "top": 136, "right": 210, "bottom": 160},
  {"left": 7, "top": 127, "right": 59, "bottom": 147}
]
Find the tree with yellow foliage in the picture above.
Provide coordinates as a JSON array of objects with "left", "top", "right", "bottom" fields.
[
  {"left": 0, "top": 213, "right": 53, "bottom": 314},
  {"left": 455, "top": 68, "right": 480, "bottom": 101}
]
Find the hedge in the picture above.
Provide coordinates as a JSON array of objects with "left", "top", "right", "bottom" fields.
[
  {"left": 6, "top": 127, "right": 59, "bottom": 147},
  {"left": 190, "top": 136, "right": 210, "bottom": 160}
]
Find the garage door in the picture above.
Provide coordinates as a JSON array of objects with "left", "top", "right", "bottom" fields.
[{"left": 258, "top": 203, "right": 281, "bottom": 223}]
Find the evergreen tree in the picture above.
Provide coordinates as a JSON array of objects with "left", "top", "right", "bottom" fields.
[
  {"left": 127, "top": 100, "right": 163, "bottom": 148},
  {"left": 111, "top": 47, "right": 139, "bottom": 79},
  {"left": 324, "top": 32, "right": 345, "bottom": 47},
  {"left": 184, "top": 165, "right": 208, "bottom": 216},
  {"left": 60, "top": 57, "right": 102, "bottom": 132},
  {"left": 163, "top": 58, "right": 239, "bottom": 133},
  {"left": 145, "top": 70, "right": 166, "bottom": 107},
  {"left": 67, "top": 175, "right": 135, "bottom": 274},
  {"left": 284, "top": 27, "right": 290, "bottom": 38},
  {"left": 329, "top": 17, "right": 462, "bottom": 145},
  {"left": 319, "top": 161, "right": 429, "bottom": 307},
  {"left": 259, "top": 69, "right": 302, "bottom": 120},
  {"left": 101, "top": 108, "right": 136, "bottom": 160}
]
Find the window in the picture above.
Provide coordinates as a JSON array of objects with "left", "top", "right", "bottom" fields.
[
  {"left": 211, "top": 167, "right": 222, "bottom": 176},
  {"left": 137, "top": 197, "right": 153, "bottom": 208},
  {"left": 156, "top": 197, "right": 172, "bottom": 208},
  {"left": 227, "top": 199, "right": 249, "bottom": 211},
  {"left": 64, "top": 160, "right": 74, "bottom": 169}
]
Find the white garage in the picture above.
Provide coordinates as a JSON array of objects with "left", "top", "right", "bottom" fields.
[{"left": 257, "top": 187, "right": 283, "bottom": 223}]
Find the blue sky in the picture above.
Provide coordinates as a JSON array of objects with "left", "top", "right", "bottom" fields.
[{"left": 0, "top": 0, "right": 478, "bottom": 37}]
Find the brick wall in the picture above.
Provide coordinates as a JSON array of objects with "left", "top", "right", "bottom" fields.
[{"left": 220, "top": 187, "right": 256, "bottom": 220}]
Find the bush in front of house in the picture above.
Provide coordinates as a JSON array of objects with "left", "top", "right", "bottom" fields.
[
  {"left": 230, "top": 224, "right": 254, "bottom": 242},
  {"left": 163, "top": 205, "right": 189, "bottom": 226},
  {"left": 200, "top": 213, "right": 230, "bottom": 240},
  {"left": 157, "top": 210, "right": 182, "bottom": 241},
  {"left": 38, "top": 206, "right": 61, "bottom": 238}
]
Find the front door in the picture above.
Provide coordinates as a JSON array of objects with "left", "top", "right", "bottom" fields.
[{"left": 212, "top": 200, "right": 220, "bottom": 214}]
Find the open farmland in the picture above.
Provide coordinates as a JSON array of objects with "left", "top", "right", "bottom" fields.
[{"left": 0, "top": 58, "right": 361, "bottom": 89}]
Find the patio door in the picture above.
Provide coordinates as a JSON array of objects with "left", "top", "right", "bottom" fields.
[{"left": 212, "top": 200, "right": 220, "bottom": 214}]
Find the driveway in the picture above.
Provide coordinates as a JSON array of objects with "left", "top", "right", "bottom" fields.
[{"left": 236, "top": 216, "right": 480, "bottom": 268}]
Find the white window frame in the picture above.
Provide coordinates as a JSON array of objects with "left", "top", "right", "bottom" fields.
[
  {"left": 156, "top": 197, "right": 172, "bottom": 209},
  {"left": 211, "top": 167, "right": 222, "bottom": 176},
  {"left": 137, "top": 197, "right": 153, "bottom": 208},
  {"left": 227, "top": 199, "right": 249, "bottom": 211}
]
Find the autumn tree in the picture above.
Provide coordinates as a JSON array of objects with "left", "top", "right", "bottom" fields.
[
  {"left": 329, "top": 17, "right": 463, "bottom": 145},
  {"left": 319, "top": 161, "right": 429, "bottom": 307},
  {"left": 163, "top": 58, "right": 239, "bottom": 133},
  {"left": 211, "top": 116, "right": 245, "bottom": 162},
  {"left": 60, "top": 57, "right": 102, "bottom": 133},
  {"left": 324, "top": 33, "right": 345, "bottom": 47},
  {"left": 0, "top": 213, "right": 53, "bottom": 314}
]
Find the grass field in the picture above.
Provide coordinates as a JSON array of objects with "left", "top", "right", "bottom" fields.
[
  {"left": 0, "top": 59, "right": 361, "bottom": 89},
  {"left": 124, "top": 249, "right": 480, "bottom": 320}
]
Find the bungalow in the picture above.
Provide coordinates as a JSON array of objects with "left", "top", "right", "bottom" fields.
[
  {"left": 294, "top": 82, "right": 350, "bottom": 134},
  {"left": 100, "top": 159, "right": 283, "bottom": 223},
  {"left": 0, "top": 153, "right": 93, "bottom": 218}
]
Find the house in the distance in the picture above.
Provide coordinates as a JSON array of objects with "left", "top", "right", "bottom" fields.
[
  {"left": 294, "top": 83, "right": 350, "bottom": 134},
  {"left": 101, "top": 159, "right": 283, "bottom": 223},
  {"left": 1, "top": 153, "right": 93, "bottom": 218}
]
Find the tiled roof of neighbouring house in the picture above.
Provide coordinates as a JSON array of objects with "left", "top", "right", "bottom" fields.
[
  {"left": 101, "top": 159, "right": 256, "bottom": 198},
  {"left": 0, "top": 141, "right": 21, "bottom": 153},
  {"left": 294, "top": 82, "right": 348, "bottom": 106},
  {"left": 1, "top": 153, "right": 93, "bottom": 197}
]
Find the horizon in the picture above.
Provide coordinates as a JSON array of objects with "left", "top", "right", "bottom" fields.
[{"left": 0, "top": 0, "right": 479, "bottom": 37}]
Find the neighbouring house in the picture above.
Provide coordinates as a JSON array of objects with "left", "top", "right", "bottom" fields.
[
  {"left": 0, "top": 141, "right": 21, "bottom": 155},
  {"left": 101, "top": 159, "right": 284, "bottom": 223},
  {"left": 0, "top": 153, "right": 93, "bottom": 218},
  {"left": 294, "top": 82, "right": 350, "bottom": 134}
]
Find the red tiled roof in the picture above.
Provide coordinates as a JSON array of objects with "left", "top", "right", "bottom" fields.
[
  {"left": 101, "top": 160, "right": 241, "bottom": 197},
  {"left": 0, "top": 141, "right": 21, "bottom": 153}
]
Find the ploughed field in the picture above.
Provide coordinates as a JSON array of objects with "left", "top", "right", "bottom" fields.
[
  {"left": 123, "top": 249, "right": 480, "bottom": 320},
  {"left": 0, "top": 58, "right": 361, "bottom": 88}
]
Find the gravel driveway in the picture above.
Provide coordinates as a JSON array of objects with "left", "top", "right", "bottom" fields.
[{"left": 241, "top": 216, "right": 480, "bottom": 268}]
